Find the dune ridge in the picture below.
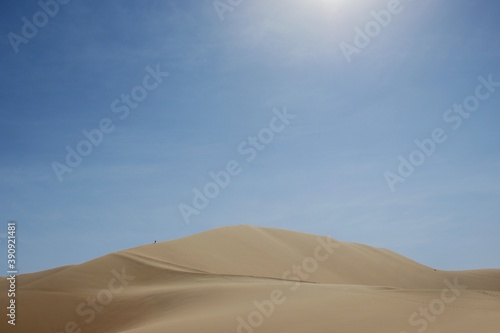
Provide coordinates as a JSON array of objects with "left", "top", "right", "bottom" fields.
[{"left": 2, "top": 225, "right": 499, "bottom": 333}]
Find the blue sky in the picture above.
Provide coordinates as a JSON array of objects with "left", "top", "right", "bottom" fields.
[{"left": 1, "top": 0, "right": 499, "bottom": 274}]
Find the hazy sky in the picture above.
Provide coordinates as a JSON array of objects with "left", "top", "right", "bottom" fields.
[{"left": 1, "top": 0, "right": 499, "bottom": 274}]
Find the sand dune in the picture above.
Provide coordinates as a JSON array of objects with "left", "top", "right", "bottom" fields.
[{"left": 2, "top": 225, "right": 499, "bottom": 333}]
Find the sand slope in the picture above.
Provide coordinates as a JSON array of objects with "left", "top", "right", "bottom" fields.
[{"left": 2, "top": 225, "right": 499, "bottom": 333}]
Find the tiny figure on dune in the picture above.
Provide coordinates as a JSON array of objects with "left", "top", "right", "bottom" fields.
[{"left": 154, "top": 240, "right": 156, "bottom": 244}]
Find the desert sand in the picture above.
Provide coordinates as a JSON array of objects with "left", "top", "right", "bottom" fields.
[{"left": 2, "top": 225, "right": 499, "bottom": 333}]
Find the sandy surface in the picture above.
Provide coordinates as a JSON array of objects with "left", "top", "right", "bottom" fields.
[{"left": 2, "top": 225, "right": 499, "bottom": 333}]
